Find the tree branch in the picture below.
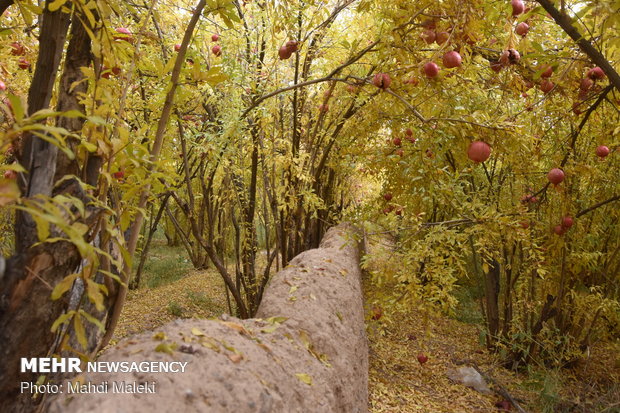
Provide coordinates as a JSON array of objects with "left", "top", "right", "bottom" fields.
[
  {"left": 536, "top": 0, "right": 620, "bottom": 91},
  {"left": 576, "top": 195, "right": 620, "bottom": 218}
]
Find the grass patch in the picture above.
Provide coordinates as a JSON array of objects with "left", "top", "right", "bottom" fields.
[
  {"left": 166, "top": 301, "right": 185, "bottom": 317},
  {"left": 452, "top": 283, "right": 485, "bottom": 325},
  {"left": 139, "top": 238, "right": 193, "bottom": 289}
]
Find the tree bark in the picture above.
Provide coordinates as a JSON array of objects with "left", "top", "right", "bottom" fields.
[{"left": 0, "top": 4, "right": 73, "bottom": 411}]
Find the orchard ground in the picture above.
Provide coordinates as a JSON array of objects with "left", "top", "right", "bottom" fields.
[{"left": 117, "top": 234, "right": 620, "bottom": 412}]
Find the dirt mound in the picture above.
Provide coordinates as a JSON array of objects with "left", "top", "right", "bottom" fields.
[{"left": 47, "top": 224, "right": 368, "bottom": 413}]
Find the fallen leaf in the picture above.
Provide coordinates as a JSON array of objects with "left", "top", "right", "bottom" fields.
[
  {"left": 191, "top": 327, "right": 205, "bottom": 337},
  {"left": 296, "top": 373, "right": 313, "bottom": 385}
]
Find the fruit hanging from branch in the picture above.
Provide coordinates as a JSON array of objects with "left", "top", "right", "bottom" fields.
[
  {"left": 511, "top": 0, "right": 524, "bottom": 16},
  {"left": 114, "top": 27, "right": 133, "bottom": 43},
  {"left": 436, "top": 31, "right": 450, "bottom": 45},
  {"left": 595, "top": 145, "right": 610, "bottom": 158},
  {"left": 540, "top": 65, "right": 553, "bottom": 78},
  {"left": 515, "top": 22, "right": 529, "bottom": 36},
  {"left": 442, "top": 51, "right": 462, "bottom": 68},
  {"left": 17, "top": 57, "right": 30, "bottom": 70},
  {"left": 579, "top": 77, "right": 593, "bottom": 92},
  {"left": 467, "top": 141, "right": 491, "bottom": 163},
  {"left": 547, "top": 168, "right": 565, "bottom": 185},
  {"left": 540, "top": 79, "right": 554, "bottom": 94},
  {"left": 421, "top": 30, "right": 436, "bottom": 44},
  {"left": 499, "top": 49, "right": 520, "bottom": 66},
  {"left": 587, "top": 67, "right": 605, "bottom": 80},
  {"left": 372, "top": 73, "right": 392, "bottom": 90},
  {"left": 278, "top": 40, "right": 299, "bottom": 60},
  {"left": 423, "top": 62, "right": 439, "bottom": 78},
  {"left": 212, "top": 44, "right": 222, "bottom": 56},
  {"left": 561, "top": 216, "right": 574, "bottom": 228},
  {"left": 9, "top": 41, "right": 25, "bottom": 56},
  {"left": 211, "top": 33, "right": 220, "bottom": 42}
]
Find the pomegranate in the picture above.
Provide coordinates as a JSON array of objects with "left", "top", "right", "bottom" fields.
[
  {"left": 435, "top": 31, "right": 450, "bottom": 45},
  {"left": 540, "top": 79, "right": 554, "bottom": 94},
  {"left": 587, "top": 67, "right": 605, "bottom": 80},
  {"left": 278, "top": 45, "right": 292, "bottom": 60},
  {"left": 383, "top": 193, "right": 393, "bottom": 201},
  {"left": 212, "top": 45, "right": 222, "bottom": 56},
  {"left": 372, "top": 73, "right": 392, "bottom": 90},
  {"left": 423, "top": 62, "right": 439, "bottom": 78},
  {"left": 553, "top": 225, "right": 565, "bottom": 235},
  {"left": 467, "top": 141, "right": 491, "bottom": 162},
  {"left": 541, "top": 65, "right": 553, "bottom": 78},
  {"left": 421, "top": 30, "right": 436, "bottom": 44},
  {"left": 561, "top": 216, "right": 574, "bottom": 228},
  {"left": 211, "top": 33, "right": 220, "bottom": 42},
  {"left": 595, "top": 145, "right": 610, "bottom": 158},
  {"left": 512, "top": 0, "right": 525, "bottom": 16},
  {"left": 18, "top": 57, "right": 30, "bottom": 70},
  {"left": 10, "top": 41, "right": 25, "bottom": 56},
  {"left": 515, "top": 22, "right": 529, "bottom": 36},
  {"left": 547, "top": 168, "right": 565, "bottom": 185},
  {"left": 442, "top": 51, "right": 462, "bottom": 68}
]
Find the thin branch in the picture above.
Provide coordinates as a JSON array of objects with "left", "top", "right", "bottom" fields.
[{"left": 576, "top": 195, "right": 620, "bottom": 218}]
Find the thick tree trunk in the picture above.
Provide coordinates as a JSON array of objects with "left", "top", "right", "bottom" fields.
[{"left": 0, "top": 6, "right": 93, "bottom": 411}]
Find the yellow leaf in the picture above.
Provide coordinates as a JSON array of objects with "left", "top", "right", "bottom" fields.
[
  {"left": 51, "top": 311, "right": 75, "bottom": 333},
  {"left": 191, "top": 327, "right": 206, "bottom": 336},
  {"left": 51, "top": 273, "right": 80, "bottom": 300},
  {"left": 85, "top": 278, "right": 105, "bottom": 311},
  {"left": 73, "top": 314, "right": 88, "bottom": 349},
  {"left": 295, "top": 373, "right": 313, "bottom": 385},
  {"left": 199, "top": 337, "right": 220, "bottom": 352},
  {"left": 155, "top": 342, "right": 177, "bottom": 355},
  {"left": 48, "top": 0, "right": 68, "bottom": 12},
  {"left": 221, "top": 321, "right": 250, "bottom": 336},
  {"left": 152, "top": 332, "right": 167, "bottom": 341}
]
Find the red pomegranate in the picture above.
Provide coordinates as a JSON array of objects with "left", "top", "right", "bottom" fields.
[
  {"left": 467, "top": 141, "right": 491, "bottom": 163},
  {"left": 595, "top": 145, "right": 610, "bottom": 158},
  {"left": 547, "top": 168, "right": 565, "bottom": 185}
]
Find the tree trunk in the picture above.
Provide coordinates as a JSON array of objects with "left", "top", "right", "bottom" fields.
[
  {"left": 484, "top": 259, "right": 501, "bottom": 347},
  {"left": 0, "top": 5, "right": 74, "bottom": 411}
]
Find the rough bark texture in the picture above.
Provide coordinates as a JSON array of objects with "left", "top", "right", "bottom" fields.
[
  {"left": 47, "top": 224, "right": 368, "bottom": 412},
  {"left": 0, "top": 6, "right": 74, "bottom": 412}
]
